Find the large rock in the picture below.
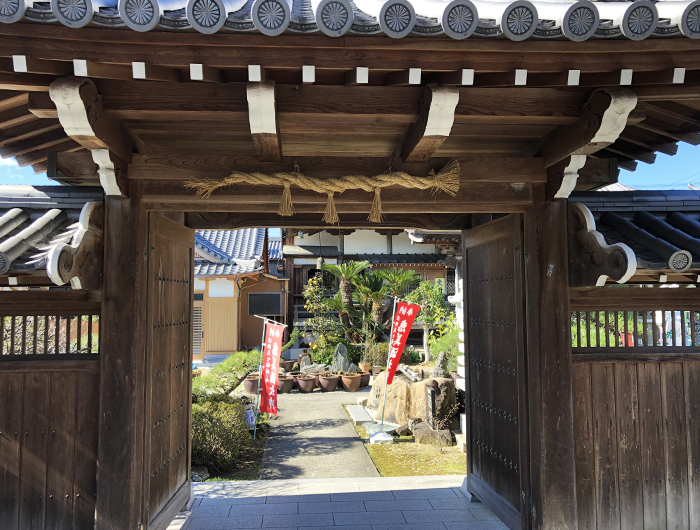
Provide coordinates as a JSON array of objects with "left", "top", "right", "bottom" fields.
[
  {"left": 367, "top": 371, "right": 411, "bottom": 425},
  {"left": 414, "top": 422, "right": 452, "bottom": 446},
  {"left": 300, "top": 355, "right": 312, "bottom": 369},
  {"left": 409, "top": 378, "right": 457, "bottom": 423},
  {"left": 301, "top": 363, "right": 328, "bottom": 374},
  {"left": 330, "top": 343, "right": 359, "bottom": 373}
]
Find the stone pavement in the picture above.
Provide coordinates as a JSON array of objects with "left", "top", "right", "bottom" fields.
[
  {"left": 168, "top": 475, "right": 508, "bottom": 530},
  {"left": 259, "top": 387, "right": 379, "bottom": 479}
]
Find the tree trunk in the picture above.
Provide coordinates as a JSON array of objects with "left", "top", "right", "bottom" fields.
[
  {"left": 340, "top": 279, "right": 353, "bottom": 308},
  {"left": 371, "top": 303, "right": 383, "bottom": 325},
  {"left": 423, "top": 324, "right": 430, "bottom": 362}
]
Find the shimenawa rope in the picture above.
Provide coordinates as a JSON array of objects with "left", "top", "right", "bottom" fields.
[{"left": 185, "top": 160, "right": 460, "bottom": 224}]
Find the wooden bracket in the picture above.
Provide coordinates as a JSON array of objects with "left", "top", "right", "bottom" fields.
[
  {"left": 401, "top": 83, "right": 459, "bottom": 162},
  {"left": 568, "top": 202, "right": 636, "bottom": 287},
  {"left": 93, "top": 149, "right": 129, "bottom": 197},
  {"left": 46, "top": 201, "right": 104, "bottom": 290},
  {"left": 540, "top": 88, "right": 638, "bottom": 198},
  {"left": 247, "top": 81, "right": 281, "bottom": 162},
  {"left": 546, "top": 155, "right": 586, "bottom": 201},
  {"left": 49, "top": 76, "right": 133, "bottom": 162}
]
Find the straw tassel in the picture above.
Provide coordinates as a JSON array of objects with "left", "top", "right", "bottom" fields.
[
  {"left": 277, "top": 181, "right": 294, "bottom": 216},
  {"left": 322, "top": 192, "right": 339, "bottom": 224},
  {"left": 430, "top": 159, "right": 460, "bottom": 197},
  {"left": 368, "top": 188, "right": 384, "bottom": 223}
]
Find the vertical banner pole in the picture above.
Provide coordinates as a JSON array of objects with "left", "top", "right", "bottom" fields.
[
  {"left": 253, "top": 319, "right": 267, "bottom": 440},
  {"left": 380, "top": 296, "right": 399, "bottom": 433}
]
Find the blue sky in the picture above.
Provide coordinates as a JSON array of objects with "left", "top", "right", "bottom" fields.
[{"left": 1, "top": 143, "right": 699, "bottom": 189}]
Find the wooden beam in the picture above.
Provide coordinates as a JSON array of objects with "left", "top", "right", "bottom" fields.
[
  {"left": 73, "top": 59, "right": 133, "bottom": 80},
  {"left": 473, "top": 69, "right": 527, "bottom": 87},
  {"left": 344, "top": 67, "right": 369, "bottom": 85},
  {"left": 12, "top": 56, "right": 72, "bottom": 76},
  {"left": 49, "top": 76, "right": 133, "bottom": 162},
  {"left": 524, "top": 188, "right": 578, "bottom": 530},
  {"left": 128, "top": 154, "right": 546, "bottom": 183},
  {"left": 131, "top": 62, "right": 181, "bottom": 83},
  {"left": 0, "top": 72, "right": 55, "bottom": 92},
  {"left": 0, "top": 121, "right": 63, "bottom": 147},
  {"left": 189, "top": 64, "right": 223, "bottom": 83},
  {"left": 186, "top": 211, "right": 469, "bottom": 230},
  {"left": 400, "top": 84, "right": 459, "bottom": 162},
  {"left": 246, "top": 82, "right": 280, "bottom": 162},
  {"left": 14, "top": 139, "right": 82, "bottom": 167},
  {"left": 92, "top": 149, "right": 129, "bottom": 197},
  {"left": 46, "top": 150, "right": 99, "bottom": 186},
  {"left": 385, "top": 68, "right": 421, "bottom": 86},
  {"left": 0, "top": 128, "right": 68, "bottom": 158}
]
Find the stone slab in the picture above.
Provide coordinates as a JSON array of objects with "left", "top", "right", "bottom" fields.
[{"left": 346, "top": 405, "right": 373, "bottom": 426}]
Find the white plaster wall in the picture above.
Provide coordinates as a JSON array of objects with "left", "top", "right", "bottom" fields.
[
  {"left": 293, "top": 258, "right": 338, "bottom": 265},
  {"left": 344, "top": 230, "right": 387, "bottom": 254},
  {"left": 392, "top": 232, "right": 436, "bottom": 254},
  {"left": 294, "top": 231, "right": 339, "bottom": 247},
  {"left": 208, "top": 278, "right": 235, "bottom": 298},
  {"left": 193, "top": 279, "right": 206, "bottom": 291}
]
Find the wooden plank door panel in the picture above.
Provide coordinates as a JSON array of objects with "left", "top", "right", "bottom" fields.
[
  {"left": 463, "top": 214, "right": 527, "bottom": 530},
  {"left": 144, "top": 213, "right": 194, "bottom": 530}
]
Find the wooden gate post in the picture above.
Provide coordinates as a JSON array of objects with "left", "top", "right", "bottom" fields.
[
  {"left": 96, "top": 181, "right": 149, "bottom": 530},
  {"left": 524, "top": 187, "right": 578, "bottom": 530}
]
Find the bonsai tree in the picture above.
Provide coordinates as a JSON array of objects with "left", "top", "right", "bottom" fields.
[
  {"left": 321, "top": 260, "right": 370, "bottom": 308},
  {"left": 381, "top": 267, "right": 421, "bottom": 298},
  {"left": 406, "top": 280, "right": 450, "bottom": 362}
]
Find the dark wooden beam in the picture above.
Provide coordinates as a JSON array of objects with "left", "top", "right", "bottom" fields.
[
  {"left": 0, "top": 128, "right": 67, "bottom": 158},
  {"left": 524, "top": 188, "right": 578, "bottom": 530},
  {"left": 128, "top": 155, "right": 546, "bottom": 183},
  {"left": 0, "top": 120, "right": 62, "bottom": 146},
  {"left": 185, "top": 211, "right": 470, "bottom": 230},
  {"left": 400, "top": 84, "right": 458, "bottom": 162},
  {"left": 0, "top": 71, "right": 56, "bottom": 92}
]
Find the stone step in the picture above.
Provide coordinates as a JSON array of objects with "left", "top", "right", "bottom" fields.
[{"left": 346, "top": 404, "right": 373, "bottom": 426}]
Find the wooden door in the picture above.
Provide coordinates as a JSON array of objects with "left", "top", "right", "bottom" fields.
[
  {"left": 463, "top": 215, "right": 529, "bottom": 530},
  {"left": 192, "top": 299, "right": 204, "bottom": 360},
  {"left": 143, "top": 213, "right": 194, "bottom": 530}
]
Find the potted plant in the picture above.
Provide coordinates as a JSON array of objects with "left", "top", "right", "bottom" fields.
[
  {"left": 243, "top": 373, "right": 260, "bottom": 394},
  {"left": 297, "top": 375, "right": 316, "bottom": 393},
  {"left": 279, "top": 359, "right": 295, "bottom": 372},
  {"left": 307, "top": 371, "right": 322, "bottom": 388},
  {"left": 318, "top": 372, "right": 339, "bottom": 392},
  {"left": 358, "top": 371, "right": 371, "bottom": 389},
  {"left": 341, "top": 371, "right": 362, "bottom": 392},
  {"left": 278, "top": 375, "right": 294, "bottom": 394}
]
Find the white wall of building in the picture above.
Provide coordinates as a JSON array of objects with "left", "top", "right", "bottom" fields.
[
  {"left": 392, "top": 232, "right": 436, "bottom": 254},
  {"left": 208, "top": 278, "right": 235, "bottom": 298},
  {"left": 294, "top": 231, "right": 339, "bottom": 247},
  {"left": 344, "top": 230, "right": 387, "bottom": 254},
  {"left": 193, "top": 278, "right": 206, "bottom": 291}
]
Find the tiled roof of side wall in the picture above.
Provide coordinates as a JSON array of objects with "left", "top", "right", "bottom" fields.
[{"left": 4, "top": 0, "right": 699, "bottom": 41}]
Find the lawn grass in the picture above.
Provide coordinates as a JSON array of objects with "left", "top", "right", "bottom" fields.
[{"left": 344, "top": 406, "right": 467, "bottom": 477}]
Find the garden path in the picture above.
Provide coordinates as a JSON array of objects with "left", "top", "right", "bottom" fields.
[
  {"left": 259, "top": 387, "right": 379, "bottom": 480},
  {"left": 168, "top": 475, "right": 507, "bottom": 530}
]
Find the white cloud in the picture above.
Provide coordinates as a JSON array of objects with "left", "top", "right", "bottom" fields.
[{"left": 0, "top": 158, "right": 18, "bottom": 167}]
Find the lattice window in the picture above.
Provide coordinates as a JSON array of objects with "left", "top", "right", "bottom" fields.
[
  {"left": 571, "top": 309, "right": 700, "bottom": 351},
  {"left": 1, "top": 314, "right": 100, "bottom": 356}
]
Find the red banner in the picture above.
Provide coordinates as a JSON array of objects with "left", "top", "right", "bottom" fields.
[
  {"left": 260, "top": 322, "right": 285, "bottom": 416},
  {"left": 387, "top": 301, "right": 421, "bottom": 384}
]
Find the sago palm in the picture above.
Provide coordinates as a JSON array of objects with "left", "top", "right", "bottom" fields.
[
  {"left": 380, "top": 267, "right": 421, "bottom": 298},
  {"left": 321, "top": 260, "right": 370, "bottom": 308},
  {"left": 354, "top": 271, "right": 389, "bottom": 324}
]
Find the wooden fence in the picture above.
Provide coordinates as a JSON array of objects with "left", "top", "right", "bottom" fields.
[
  {"left": 0, "top": 290, "right": 101, "bottom": 530},
  {"left": 570, "top": 288, "right": 700, "bottom": 530}
]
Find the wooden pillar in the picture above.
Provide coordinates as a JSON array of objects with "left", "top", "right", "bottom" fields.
[
  {"left": 96, "top": 181, "right": 149, "bottom": 530},
  {"left": 523, "top": 187, "right": 578, "bottom": 530}
]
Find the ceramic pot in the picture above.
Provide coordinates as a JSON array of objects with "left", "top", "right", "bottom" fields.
[
  {"left": 279, "top": 360, "right": 295, "bottom": 372},
  {"left": 277, "top": 376, "right": 294, "bottom": 394},
  {"left": 359, "top": 372, "right": 371, "bottom": 388},
  {"left": 319, "top": 374, "right": 339, "bottom": 392},
  {"left": 288, "top": 371, "right": 303, "bottom": 388},
  {"left": 297, "top": 352, "right": 311, "bottom": 365},
  {"left": 341, "top": 373, "right": 362, "bottom": 392},
  {"left": 358, "top": 362, "right": 371, "bottom": 373},
  {"left": 308, "top": 372, "right": 321, "bottom": 388},
  {"left": 372, "top": 366, "right": 383, "bottom": 376},
  {"left": 243, "top": 375, "right": 259, "bottom": 394},
  {"left": 297, "top": 376, "right": 316, "bottom": 393}
]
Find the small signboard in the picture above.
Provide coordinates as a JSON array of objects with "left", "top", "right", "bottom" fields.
[{"left": 426, "top": 386, "right": 436, "bottom": 428}]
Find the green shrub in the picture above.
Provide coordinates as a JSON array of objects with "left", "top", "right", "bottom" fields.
[
  {"left": 191, "top": 399, "right": 253, "bottom": 473},
  {"left": 371, "top": 342, "right": 414, "bottom": 367},
  {"left": 430, "top": 328, "right": 461, "bottom": 372},
  {"left": 192, "top": 350, "right": 261, "bottom": 402},
  {"left": 309, "top": 335, "right": 362, "bottom": 365}
]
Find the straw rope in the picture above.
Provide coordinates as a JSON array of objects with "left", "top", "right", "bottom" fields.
[{"left": 185, "top": 159, "right": 460, "bottom": 224}]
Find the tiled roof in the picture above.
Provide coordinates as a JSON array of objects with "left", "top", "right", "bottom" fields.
[
  {"left": 345, "top": 253, "right": 448, "bottom": 265},
  {"left": 570, "top": 190, "right": 700, "bottom": 272},
  {"left": 2, "top": 0, "right": 696, "bottom": 42},
  {"left": 0, "top": 186, "right": 103, "bottom": 275},
  {"left": 194, "top": 228, "right": 279, "bottom": 277}
]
